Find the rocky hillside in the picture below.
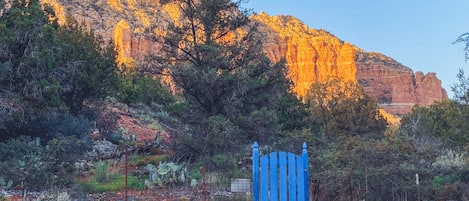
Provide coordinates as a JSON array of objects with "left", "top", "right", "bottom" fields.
[{"left": 40, "top": 0, "right": 447, "bottom": 115}]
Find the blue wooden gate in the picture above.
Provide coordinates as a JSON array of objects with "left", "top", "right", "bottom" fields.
[{"left": 252, "top": 142, "right": 309, "bottom": 201}]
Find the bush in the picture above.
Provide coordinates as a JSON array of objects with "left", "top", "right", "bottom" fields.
[
  {"left": 171, "top": 114, "right": 242, "bottom": 163},
  {"left": 116, "top": 71, "right": 174, "bottom": 106},
  {"left": 129, "top": 154, "right": 167, "bottom": 166},
  {"left": 0, "top": 112, "right": 91, "bottom": 142},
  {"left": 0, "top": 1, "right": 119, "bottom": 115},
  {"left": 432, "top": 149, "right": 466, "bottom": 170},
  {"left": 36, "top": 191, "right": 71, "bottom": 201},
  {"left": 0, "top": 135, "right": 90, "bottom": 191},
  {"left": 0, "top": 112, "right": 92, "bottom": 191}
]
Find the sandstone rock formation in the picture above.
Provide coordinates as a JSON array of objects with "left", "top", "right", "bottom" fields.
[
  {"left": 355, "top": 52, "right": 447, "bottom": 115},
  {"left": 37, "top": 0, "right": 447, "bottom": 115},
  {"left": 251, "top": 13, "right": 358, "bottom": 97},
  {"left": 250, "top": 13, "right": 447, "bottom": 115}
]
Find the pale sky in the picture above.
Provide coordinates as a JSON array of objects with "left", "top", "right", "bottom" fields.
[{"left": 242, "top": 0, "right": 469, "bottom": 98}]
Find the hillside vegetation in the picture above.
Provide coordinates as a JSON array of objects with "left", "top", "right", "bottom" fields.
[{"left": 0, "top": 0, "right": 468, "bottom": 200}]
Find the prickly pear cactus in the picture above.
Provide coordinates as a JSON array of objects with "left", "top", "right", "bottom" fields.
[
  {"left": 144, "top": 162, "right": 187, "bottom": 188},
  {"left": 0, "top": 176, "right": 13, "bottom": 196}
]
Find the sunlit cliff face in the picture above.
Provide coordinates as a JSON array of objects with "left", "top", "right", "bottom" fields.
[
  {"left": 114, "top": 20, "right": 135, "bottom": 68},
  {"left": 250, "top": 12, "right": 358, "bottom": 97},
  {"left": 41, "top": 0, "right": 357, "bottom": 97},
  {"left": 42, "top": 0, "right": 66, "bottom": 24},
  {"left": 39, "top": 0, "right": 447, "bottom": 116}
]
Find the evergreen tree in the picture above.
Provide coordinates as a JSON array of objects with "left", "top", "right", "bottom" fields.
[
  {"left": 305, "top": 77, "right": 391, "bottom": 200},
  {"left": 451, "top": 69, "right": 469, "bottom": 104},
  {"left": 0, "top": 0, "right": 118, "bottom": 115},
  {"left": 145, "top": 0, "right": 294, "bottom": 159},
  {"left": 305, "top": 77, "right": 387, "bottom": 139}
]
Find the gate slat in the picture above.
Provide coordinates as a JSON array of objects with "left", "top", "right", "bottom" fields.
[
  {"left": 270, "top": 153, "right": 278, "bottom": 201},
  {"left": 296, "top": 156, "right": 305, "bottom": 201},
  {"left": 288, "top": 153, "right": 297, "bottom": 201},
  {"left": 279, "top": 152, "right": 287, "bottom": 201},
  {"left": 261, "top": 155, "right": 269, "bottom": 200}
]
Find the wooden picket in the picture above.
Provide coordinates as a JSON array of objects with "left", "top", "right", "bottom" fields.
[{"left": 252, "top": 142, "right": 309, "bottom": 201}]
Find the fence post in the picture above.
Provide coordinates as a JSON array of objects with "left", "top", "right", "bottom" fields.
[
  {"left": 200, "top": 166, "right": 207, "bottom": 201},
  {"left": 125, "top": 145, "right": 128, "bottom": 201},
  {"left": 303, "top": 143, "right": 308, "bottom": 201},
  {"left": 253, "top": 142, "right": 259, "bottom": 201}
]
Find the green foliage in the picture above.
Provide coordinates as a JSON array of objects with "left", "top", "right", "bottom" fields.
[
  {"left": 277, "top": 92, "right": 312, "bottom": 131},
  {"left": 0, "top": 112, "right": 91, "bottom": 191},
  {"left": 146, "top": 0, "right": 296, "bottom": 161},
  {"left": 451, "top": 69, "right": 469, "bottom": 104},
  {"left": 303, "top": 77, "right": 412, "bottom": 200},
  {"left": 306, "top": 77, "right": 387, "bottom": 138},
  {"left": 81, "top": 160, "right": 144, "bottom": 193},
  {"left": 0, "top": 176, "right": 13, "bottom": 191},
  {"left": 433, "top": 182, "right": 469, "bottom": 201},
  {"left": 400, "top": 99, "right": 469, "bottom": 149},
  {"left": 0, "top": 111, "right": 91, "bottom": 143},
  {"left": 432, "top": 149, "right": 466, "bottom": 170},
  {"left": 95, "top": 161, "right": 109, "bottom": 183},
  {"left": 0, "top": 0, "right": 119, "bottom": 115},
  {"left": 0, "top": 135, "right": 90, "bottom": 191},
  {"left": 116, "top": 69, "right": 174, "bottom": 105},
  {"left": 80, "top": 174, "right": 144, "bottom": 193},
  {"left": 129, "top": 154, "right": 168, "bottom": 167},
  {"left": 144, "top": 162, "right": 187, "bottom": 188},
  {"left": 396, "top": 98, "right": 469, "bottom": 200},
  {"left": 35, "top": 191, "right": 71, "bottom": 201}
]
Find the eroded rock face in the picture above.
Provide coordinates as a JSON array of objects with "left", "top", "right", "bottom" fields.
[
  {"left": 250, "top": 13, "right": 357, "bottom": 97},
  {"left": 250, "top": 13, "right": 447, "bottom": 115},
  {"left": 39, "top": 0, "right": 447, "bottom": 115},
  {"left": 355, "top": 52, "right": 447, "bottom": 115}
]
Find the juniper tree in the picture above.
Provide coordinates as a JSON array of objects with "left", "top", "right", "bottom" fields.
[{"left": 146, "top": 0, "right": 296, "bottom": 158}]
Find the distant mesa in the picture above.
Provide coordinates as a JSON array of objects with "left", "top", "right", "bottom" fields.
[{"left": 37, "top": 0, "right": 447, "bottom": 116}]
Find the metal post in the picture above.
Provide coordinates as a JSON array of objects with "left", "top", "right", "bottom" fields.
[
  {"left": 125, "top": 145, "right": 128, "bottom": 201},
  {"left": 416, "top": 174, "right": 420, "bottom": 201},
  {"left": 253, "top": 142, "right": 259, "bottom": 201},
  {"left": 302, "top": 143, "right": 309, "bottom": 201}
]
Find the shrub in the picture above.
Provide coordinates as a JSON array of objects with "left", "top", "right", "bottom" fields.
[
  {"left": 36, "top": 191, "right": 71, "bottom": 201},
  {"left": 0, "top": 131, "right": 91, "bottom": 190},
  {"left": 129, "top": 154, "right": 167, "bottom": 166},
  {"left": 0, "top": 112, "right": 91, "bottom": 142},
  {"left": 432, "top": 149, "right": 466, "bottom": 170},
  {"left": 116, "top": 71, "right": 174, "bottom": 106}
]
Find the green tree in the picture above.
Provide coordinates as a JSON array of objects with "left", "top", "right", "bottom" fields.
[
  {"left": 452, "top": 33, "right": 469, "bottom": 103},
  {"left": 398, "top": 100, "right": 469, "bottom": 200},
  {"left": 400, "top": 100, "right": 469, "bottom": 149},
  {"left": 145, "top": 0, "right": 294, "bottom": 159},
  {"left": 0, "top": 0, "right": 118, "bottom": 115},
  {"left": 305, "top": 77, "right": 387, "bottom": 138},
  {"left": 115, "top": 67, "right": 174, "bottom": 106},
  {"left": 305, "top": 77, "right": 393, "bottom": 200},
  {"left": 451, "top": 69, "right": 469, "bottom": 104}
]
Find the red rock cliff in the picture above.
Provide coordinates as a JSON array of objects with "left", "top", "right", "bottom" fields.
[
  {"left": 355, "top": 52, "right": 447, "bottom": 115},
  {"left": 41, "top": 1, "right": 447, "bottom": 115},
  {"left": 250, "top": 13, "right": 447, "bottom": 115}
]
